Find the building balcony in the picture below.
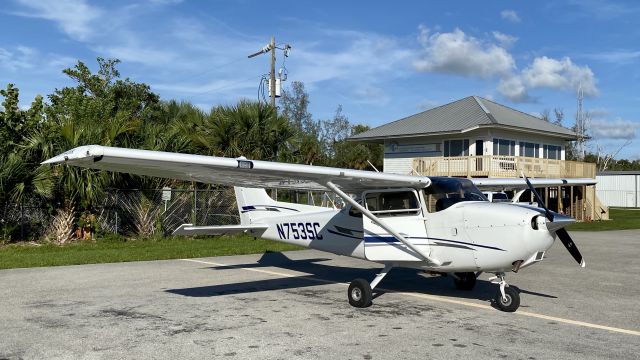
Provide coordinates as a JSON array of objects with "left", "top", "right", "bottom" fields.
[{"left": 413, "top": 156, "right": 596, "bottom": 179}]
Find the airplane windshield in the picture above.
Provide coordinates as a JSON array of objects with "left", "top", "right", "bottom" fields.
[{"left": 424, "top": 177, "right": 487, "bottom": 212}]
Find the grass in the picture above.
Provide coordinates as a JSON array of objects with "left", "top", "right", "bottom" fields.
[
  {"left": 0, "top": 234, "right": 303, "bottom": 270},
  {"left": 567, "top": 208, "right": 640, "bottom": 231}
]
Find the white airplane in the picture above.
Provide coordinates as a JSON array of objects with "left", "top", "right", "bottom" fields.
[{"left": 43, "top": 145, "right": 595, "bottom": 312}]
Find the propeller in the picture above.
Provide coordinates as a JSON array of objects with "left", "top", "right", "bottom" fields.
[{"left": 521, "top": 173, "right": 586, "bottom": 268}]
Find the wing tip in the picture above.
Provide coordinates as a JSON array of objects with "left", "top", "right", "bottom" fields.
[
  {"left": 41, "top": 145, "right": 105, "bottom": 165},
  {"left": 580, "top": 259, "right": 586, "bottom": 268}
]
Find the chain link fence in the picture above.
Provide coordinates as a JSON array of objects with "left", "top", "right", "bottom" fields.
[
  {"left": 0, "top": 197, "right": 52, "bottom": 242},
  {"left": 0, "top": 187, "right": 340, "bottom": 242},
  {"left": 97, "top": 188, "right": 240, "bottom": 237}
]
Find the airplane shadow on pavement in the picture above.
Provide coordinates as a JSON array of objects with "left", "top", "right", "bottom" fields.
[{"left": 165, "top": 252, "right": 557, "bottom": 307}]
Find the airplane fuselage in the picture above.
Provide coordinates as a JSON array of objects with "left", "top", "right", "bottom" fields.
[{"left": 247, "top": 201, "right": 556, "bottom": 273}]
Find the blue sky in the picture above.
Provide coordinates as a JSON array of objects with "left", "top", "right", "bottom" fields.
[{"left": 2, "top": 0, "right": 639, "bottom": 158}]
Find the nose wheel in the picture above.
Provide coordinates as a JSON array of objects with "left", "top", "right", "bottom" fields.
[{"left": 490, "top": 273, "right": 520, "bottom": 312}]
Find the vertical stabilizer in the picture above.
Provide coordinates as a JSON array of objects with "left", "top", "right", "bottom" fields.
[{"left": 234, "top": 187, "right": 276, "bottom": 224}]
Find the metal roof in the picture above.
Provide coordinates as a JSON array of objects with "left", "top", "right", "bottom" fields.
[{"left": 349, "top": 96, "right": 578, "bottom": 142}]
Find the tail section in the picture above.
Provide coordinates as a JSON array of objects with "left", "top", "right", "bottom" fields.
[
  {"left": 234, "top": 187, "right": 276, "bottom": 224},
  {"left": 234, "top": 187, "right": 329, "bottom": 225}
]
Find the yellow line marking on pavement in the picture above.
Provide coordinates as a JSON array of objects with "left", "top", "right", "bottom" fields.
[{"left": 181, "top": 258, "right": 640, "bottom": 337}]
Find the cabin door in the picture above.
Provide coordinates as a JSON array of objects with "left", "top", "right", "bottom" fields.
[{"left": 362, "top": 189, "right": 430, "bottom": 261}]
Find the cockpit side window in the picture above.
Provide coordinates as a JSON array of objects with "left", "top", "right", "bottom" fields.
[{"left": 364, "top": 190, "right": 421, "bottom": 217}]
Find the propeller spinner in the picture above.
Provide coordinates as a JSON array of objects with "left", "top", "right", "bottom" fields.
[{"left": 522, "top": 173, "right": 586, "bottom": 268}]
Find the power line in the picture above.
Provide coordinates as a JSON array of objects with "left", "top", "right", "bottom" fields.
[{"left": 186, "top": 75, "right": 262, "bottom": 98}]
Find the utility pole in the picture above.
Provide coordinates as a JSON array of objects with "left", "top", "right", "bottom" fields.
[
  {"left": 269, "top": 36, "right": 276, "bottom": 108},
  {"left": 248, "top": 36, "right": 291, "bottom": 114},
  {"left": 575, "top": 85, "right": 585, "bottom": 161}
]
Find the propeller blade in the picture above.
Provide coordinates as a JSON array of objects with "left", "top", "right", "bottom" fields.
[
  {"left": 522, "top": 174, "right": 554, "bottom": 221},
  {"left": 556, "top": 228, "right": 586, "bottom": 267}
]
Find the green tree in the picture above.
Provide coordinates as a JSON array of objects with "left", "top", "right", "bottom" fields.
[
  {"left": 0, "top": 85, "right": 52, "bottom": 203},
  {"left": 178, "top": 100, "right": 295, "bottom": 161},
  {"left": 333, "top": 124, "right": 383, "bottom": 170},
  {"left": 280, "top": 81, "right": 315, "bottom": 134},
  {"left": 26, "top": 58, "right": 163, "bottom": 207}
]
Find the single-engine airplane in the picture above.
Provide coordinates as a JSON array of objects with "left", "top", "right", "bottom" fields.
[{"left": 43, "top": 145, "right": 595, "bottom": 312}]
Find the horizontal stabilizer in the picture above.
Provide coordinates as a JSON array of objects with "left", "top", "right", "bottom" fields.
[{"left": 172, "top": 224, "right": 268, "bottom": 236}]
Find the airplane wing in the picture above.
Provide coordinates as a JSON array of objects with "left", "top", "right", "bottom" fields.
[
  {"left": 471, "top": 177, "right": 596, "bottom": 190},
  {"left": 42, "top": 145, "right": 431, "bottom": 193}
]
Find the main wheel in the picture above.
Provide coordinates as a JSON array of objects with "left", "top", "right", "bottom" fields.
[
  {"left": 495, "top": 286, "right": 520, "bottom": 312},
  {"left": 348, "top": 278, "right": 372, "bottom": 308},
  {"left": 453, "top": 272, "right": 476, "bottom": 291}
]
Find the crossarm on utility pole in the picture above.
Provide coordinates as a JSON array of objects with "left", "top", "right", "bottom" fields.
[{"left": 325, "top": 181, "right": 441, "bottom": 266}]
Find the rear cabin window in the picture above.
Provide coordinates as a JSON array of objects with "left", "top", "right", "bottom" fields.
[{"left": 365, "top": 191, "right": 420, "bottom": 216}]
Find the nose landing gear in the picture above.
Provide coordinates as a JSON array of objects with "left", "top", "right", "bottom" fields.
[{"left": 489, "top": 273, "right": 520, "bottom": 312}]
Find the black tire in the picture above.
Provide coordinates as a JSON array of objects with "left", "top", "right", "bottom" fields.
[
  {"left": 453, "top": 272, "right": 476, "bottom": 291},
  {"left": 495, "top": 286, "right": 520, "bottom": 312},
  {"left": 348, "top": 278, "right": 372, "bottom": 308}
]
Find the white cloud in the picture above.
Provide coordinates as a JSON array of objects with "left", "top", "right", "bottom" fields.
[
  {"left": 500, "top": 10, "right": 521, "bottom": 23},
  {"left": 13, "top": 0, "right": 102, "bottom": 41},
  {"left": 411, "top": 26, "right": 597, "bottom": 103},
  {"left": 492, "top": 31, "right": 518, "bottom": 48},
  {"left": 521, "top": 56, "right": 598, "bottom": 96},
  {"left": 413, "top": 26, "right": 515, "bottom": 78},
  {"left": 497, "top": 76, "right": 532, "bottom": 102},
  {"left": 590, "top": 119, "right": 640, "bottom": 140},
  {"left": 496, "top": 56, "right": 598, "bottom": 102}
]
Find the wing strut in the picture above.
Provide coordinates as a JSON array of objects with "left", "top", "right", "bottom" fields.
[{"left": 325, "top": 181, "right": 441, "bottom": 266}]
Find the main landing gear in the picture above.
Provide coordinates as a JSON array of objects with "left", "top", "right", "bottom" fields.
[
  {"left": 489, "top": 273, "right": 520, "bottom": 312},
  {"left": 348, "top": 267, "right": 521, "bottom": 313},
  {"left": 348, "top": 264, "right": 392, "bottom": 308}
]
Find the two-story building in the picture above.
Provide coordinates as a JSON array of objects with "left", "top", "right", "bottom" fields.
[{"left": 349, "top": 96, "right": 607, "bottom": 221}]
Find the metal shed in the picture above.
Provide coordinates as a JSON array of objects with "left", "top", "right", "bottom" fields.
[{"left": 596, "top": 171, "right": 640, "bottom": 208}]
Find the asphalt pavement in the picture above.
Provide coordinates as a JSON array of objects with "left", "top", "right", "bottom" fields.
[{"left": 1, "top": 230, "right": 639, "bottom": 359}]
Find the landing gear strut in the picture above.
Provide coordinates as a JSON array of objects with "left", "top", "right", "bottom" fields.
[
  {"left": 489, "top": 273, "right": 520, "bottom": 312},
  {"left": 348, "top": 264, "right": 392, "bottom": 308}
]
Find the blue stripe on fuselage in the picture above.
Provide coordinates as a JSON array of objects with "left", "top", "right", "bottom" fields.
[{"left": 362, "top": 235, "right": 505, "bottom": 252}]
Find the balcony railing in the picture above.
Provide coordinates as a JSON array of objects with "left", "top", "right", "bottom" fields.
[{"left": 412, "top": 156, "right": 596, "bottom": 178}]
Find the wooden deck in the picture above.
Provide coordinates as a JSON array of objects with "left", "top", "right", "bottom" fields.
[{"left": 413, "top": 156, "right": 596, "bottom": 179}]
